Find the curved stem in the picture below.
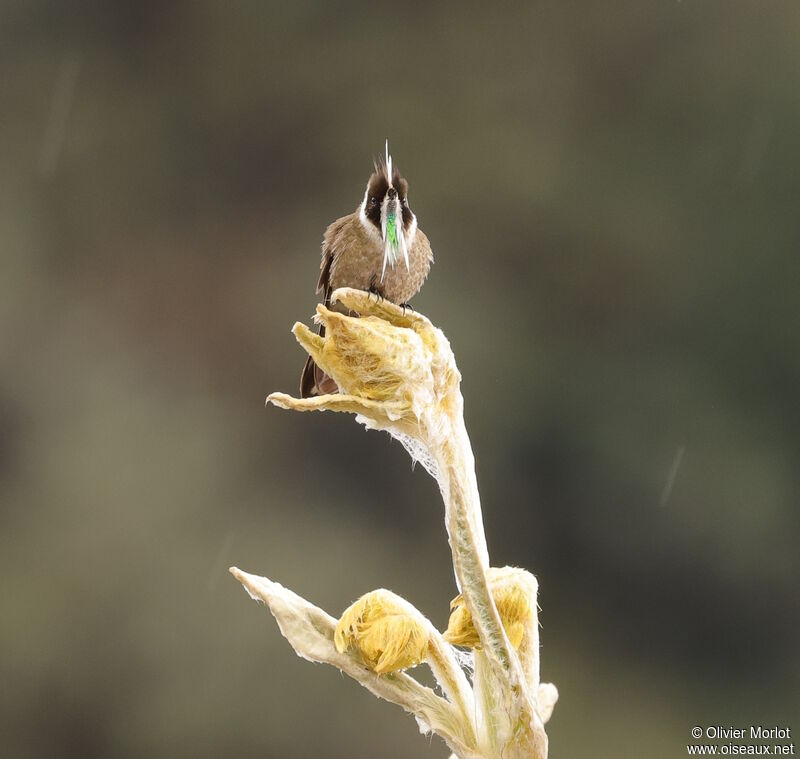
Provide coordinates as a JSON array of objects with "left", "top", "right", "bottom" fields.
[
  {"left": 427, "top": 634, "right": 478, "bottom": 750},
  {"left": 433, "top": 414, "right": 549, "bottom": 759}
]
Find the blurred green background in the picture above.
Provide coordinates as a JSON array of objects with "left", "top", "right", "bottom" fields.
[{"left": 1, "top": 2, "right": 798, "bottom": 757}]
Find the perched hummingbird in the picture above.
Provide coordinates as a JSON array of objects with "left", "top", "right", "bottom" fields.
[{"left": 300, "top": 143, "right": 434, "bottom": 398}]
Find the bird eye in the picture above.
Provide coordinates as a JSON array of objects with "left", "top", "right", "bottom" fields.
[
  {"left": 370, "top": 196, "right": 378, "bottom": 206},
  {"left": 401, "top": 197, "right": 408, "bottom": 206}
]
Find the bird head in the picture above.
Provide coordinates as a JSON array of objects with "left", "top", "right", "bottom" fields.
[{"left": 361, "top": 141, "right": 415, "bottom": 280}]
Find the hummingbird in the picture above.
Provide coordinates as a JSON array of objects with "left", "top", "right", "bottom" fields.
[{"left": 300, "top": 142, "right": 434, "bottom": 398}]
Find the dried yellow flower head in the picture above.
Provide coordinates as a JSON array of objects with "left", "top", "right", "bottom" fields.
[
  {"left": 314, "top": 307, "right": 433, "bottom": 403},
  {"left": 334, "top": 590, "right": 430, "bottom": 674},
  {"left": 268, "top": 289, "right": 461, "bottom": 448},
  {"left": 444, "top": 567, "right": 536, "bottom": 650}
]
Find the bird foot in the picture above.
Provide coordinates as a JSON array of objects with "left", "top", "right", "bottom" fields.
[{"left": 367, "top": 279, "right": 385, "bottom": 302}]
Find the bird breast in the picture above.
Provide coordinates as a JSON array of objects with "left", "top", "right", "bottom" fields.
[{"left": 328, "top": 213, "right": 432, "bottom": 305}]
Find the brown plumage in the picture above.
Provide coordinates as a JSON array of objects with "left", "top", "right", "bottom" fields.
[{"left": 300, "top": 151, "right": 433, "bottom": 398}]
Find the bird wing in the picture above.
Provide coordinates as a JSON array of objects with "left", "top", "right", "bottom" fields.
[
  {"left": 317, "top": 214, "right": 352, "bottom": 303},
  {"left": 302, "top": 216, "right": 350, "bottom": 398},
  {"left": 416, "top": 227, "right": 434, "bottom": 264},
  {"left": 316, "top": 249, "right": 333, "bottom": 303}
]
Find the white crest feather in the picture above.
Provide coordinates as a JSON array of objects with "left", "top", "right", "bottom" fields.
[{"left": 385, "top": 139, "right": 392, "bottom": 180}]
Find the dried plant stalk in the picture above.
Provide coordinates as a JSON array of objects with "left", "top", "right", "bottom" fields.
[{"left": 232, "top": 288, "right": 556, "bottom": 758}]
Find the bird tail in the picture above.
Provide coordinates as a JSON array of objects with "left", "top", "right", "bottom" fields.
[
  {"left": 299, "top": 283, "right": 339, "bottom": 398},
  {"left": 299, "top": 330, "right": 338, "bottom": 397}
]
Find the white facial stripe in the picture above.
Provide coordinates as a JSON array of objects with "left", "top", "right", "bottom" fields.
[
  {"left": 358, "top": 183, "right": 382, "bottom": 243},
  {"left": 358, "top": 187, "right": 368, "bottom": 224},
  {"left": 358, "top": 184, "right": 369, "bottom": 226}
]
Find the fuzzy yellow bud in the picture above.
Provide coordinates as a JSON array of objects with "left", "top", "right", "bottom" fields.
[
  {"left": 334, "top": 590, "right": 430, "bottom": 674},
  {"left": 444, "top": 567, "right": 536, "bottom": 650}
]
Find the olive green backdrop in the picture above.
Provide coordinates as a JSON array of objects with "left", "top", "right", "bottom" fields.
[{"left": 1, "top": 2, "right": 798, "bottom": 757}]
